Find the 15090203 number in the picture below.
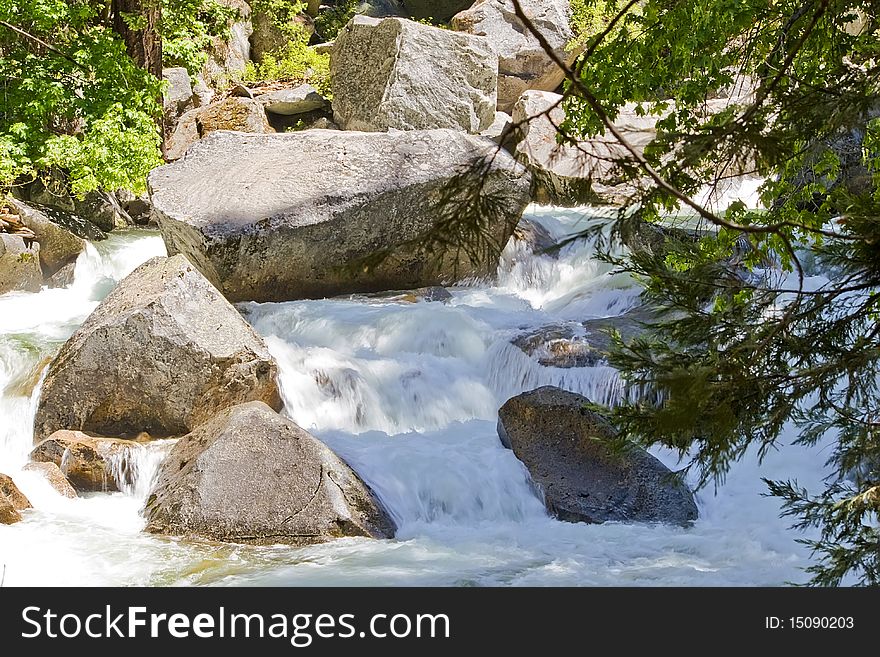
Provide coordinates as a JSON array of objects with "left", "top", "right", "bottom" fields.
[{"left": 790, "top": 617, "right": 854, "bottom": 629}]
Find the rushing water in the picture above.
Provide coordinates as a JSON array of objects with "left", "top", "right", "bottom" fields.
[{"left": 0, "top": 209, "right": 832, "bottom": 586}]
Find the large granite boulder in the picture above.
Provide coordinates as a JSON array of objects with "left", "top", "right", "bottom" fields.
[
  {"left": 30, "top": 430, "right": 135, "bottom": 492},
  {"left": 74, "top": 190, "right": 131, "bottom": 232},
  {"left": 331, "top": 16, "right": 497, "bottom": 133},
  {"left": 498, "top": 386, "right": 699, "bottom": 525},
  {"left": 452, "top": 0, "right": 578, "bottom": 113},
  {"left": 9, "top": 199, "right": 85, "bottom": 276},
  {"left": 513, "top": 90, "right": 658, "bottom": 205},
  {"left": 17, "top": 202, "right": 106, "bottom": 242},
  {"left": 150, "top": 129, "right": 531, "bottom": 302},
  {"left": 144, "top": 402, "right": 396, "bottom": 545},
  {"left": 33, "top": 255, "right": 283, "bottom": 442},
  {"left": 0, "top": 234, "right": 42, "bottom": 294}
]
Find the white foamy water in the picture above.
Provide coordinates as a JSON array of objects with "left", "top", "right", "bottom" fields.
[{"left": 0, "top": 209, "right": 832, "bottom": 586}]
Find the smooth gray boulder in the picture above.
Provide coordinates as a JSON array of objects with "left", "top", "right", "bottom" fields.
[
  {"left": 498, "top": 386, "right": 699, "bottom": 525},
  {"left": 513, "top": 90, "right": 657, "bottom": 205},
  {"left": 331, "top": 16, "right": 497, "bottom": 133},
  {"left": 33, "top": 254, "right": 283, "bottom": 442},
  {"left": 74, "top": 190, "right": 131, "bottom": 232},
  {"left": 257, "top": 84, "right": 327, "bottom": 115},
  {"left": 0, "top": 234, "right": 42, "bottom": 294},
  {"left": 144, "top": 401, "right": 396, "bottom": 545},
  {"left": 452, "top": 0, "right": 578, "bottom": 113},
  {"left": 150, "top": 129, "right": 531, "bottom": 302},
  {"left": 19, "top": 202, "right": 106, "bottom": 242},
  {"left": 9, "top": 199, "right": 85, "bottom": 276}
]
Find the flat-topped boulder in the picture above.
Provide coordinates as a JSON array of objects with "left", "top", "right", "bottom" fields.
[
  {"left": 33, "top": 255, "right": 282, "bottom": 441},
  {"left": 149, "top": 129, "right": 531, "bottom": 302},
  {"left": 331, "top": 16, "right": 497, "bottom": 133},
  {"left": 145, "top": 402, "right": 396, "bottom": 545}
]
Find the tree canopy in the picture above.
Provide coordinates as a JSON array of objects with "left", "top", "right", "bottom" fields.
[
  {"left": 0, "top": 1, "right": 164, "bottom": 195},
  {"left": 532, "top": 0, "right": 879, "bottom": 585}
]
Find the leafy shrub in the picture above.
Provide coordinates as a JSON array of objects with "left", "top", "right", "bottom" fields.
[
  {"left": 162, "top": 0, "right": 241, "bottom": 75},
  {"left": 243, "top": 28, "right": 330, "bottom": 95},
  {"left": 0, "top": 1, "right": 163, "bottom": 195},
  {"left": 314, "top": 0, "right": 359, "bottom": 41}
]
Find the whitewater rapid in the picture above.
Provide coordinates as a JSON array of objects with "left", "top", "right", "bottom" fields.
[{"left": 0, "top": 209, "right": 831, "bottom": 586}]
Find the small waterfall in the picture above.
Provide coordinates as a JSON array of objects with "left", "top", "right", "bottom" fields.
[
  {"left": 0, "top": 231, "right": 166, "bottom": 477},
  {"left": 104, "top": 440, "right": 176, "bottom": 499},
  {"left": 483, "top": 340, "right": 634, "bottom": 407},
  {"left": 319, "top": 422, "right": 549, "bottom": 531}
]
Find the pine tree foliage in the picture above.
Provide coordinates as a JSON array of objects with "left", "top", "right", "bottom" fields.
[{"left": 514, "top": 0, "right": 879, "bottom": 585}]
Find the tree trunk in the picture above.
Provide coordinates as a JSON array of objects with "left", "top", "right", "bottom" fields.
[{"left": 111, "top": 0, "right": 162, "bottom": 79}]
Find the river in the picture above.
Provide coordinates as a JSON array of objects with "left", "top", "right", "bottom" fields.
[{"left": 0, "top": 205, "right": 830, "bottom": 586}]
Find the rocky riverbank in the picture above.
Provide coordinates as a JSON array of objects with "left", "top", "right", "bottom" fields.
[{"left": 2, "top": 4, "right": 704, "bottom": 541}]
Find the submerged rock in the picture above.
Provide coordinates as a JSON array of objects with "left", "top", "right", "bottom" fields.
[
  {"left": 33, "top": 254, "right": 282, "bottom": 442},
  {"left": 511, "top": 216, "right": 557, "bottom": 256},
  {"left": 451, "top": 0, "right": 579, "bottom": 113},
  {"left": 144, "top": 401, "right": 396, "bottom": 545},
  {"left": 497, "top": 386, "right": 698, "bottom": 525},
  {"left": 30, "top": 430, "right": 138, "bottom": 492},
  {"left": 513, "top": 308, "right": 655, "bottom": 368},
  {"left": 150, "top": 129, "right": 530, "bottom": 302},
  {"left": 23, "top": 462, "right": 78, "bottom": 498},
  {"left": 331, "top": 16, "right": 497, "bottom": 133}
]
